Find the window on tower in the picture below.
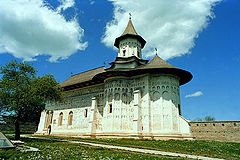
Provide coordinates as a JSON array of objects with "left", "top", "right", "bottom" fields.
[{"left": 123, "top": 50, "right": 126, "bottom": 56}]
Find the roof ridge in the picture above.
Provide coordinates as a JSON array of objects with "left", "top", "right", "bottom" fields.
[
  {"left": 142, "top": 55, "right": 178, "bottom": 69},
  {"left": 71, "top": 66, "right": 105, "bottom": 77}
]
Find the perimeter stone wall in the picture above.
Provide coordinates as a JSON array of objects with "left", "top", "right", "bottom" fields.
[
  {"left": 189, "top": 121, "right": 240, "bottom": 142},
  {"left": 0, "top": 116, "right": 38, "bottom": 133}
]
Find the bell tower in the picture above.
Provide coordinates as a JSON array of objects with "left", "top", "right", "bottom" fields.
[
  {"left": 107, "top": 16, "right": 148, "bottom": 70},
  {"left": 114, "top": 16, "right": 146, "bottom": 59}
]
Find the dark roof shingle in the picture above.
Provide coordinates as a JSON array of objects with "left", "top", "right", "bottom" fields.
[
  {"left": 121, "top": 18, "right": 138, "bottom": 36},
  {"left": 60, "top": 66, "right": 106, "bottom": 88}
]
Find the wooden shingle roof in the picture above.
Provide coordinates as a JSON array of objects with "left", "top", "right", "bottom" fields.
[
  {"left": 114, "top": 18, "right": 146, "bottom": 48},
  {"left": 94, "top": 55, "right": 192, "bottom": 86},
  {"left": 121, "top": 18, "right": 138, "bottom": 36},
  {"left": 60, "top": 66, "right": 106, "bottom": 89},
  {"left": 138, "top": 55, "right": 177, "bottom": 69}
]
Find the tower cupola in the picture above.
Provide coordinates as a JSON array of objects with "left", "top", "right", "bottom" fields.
[{"left": 114, "top": 16, "right": 146, "bottom": 59}]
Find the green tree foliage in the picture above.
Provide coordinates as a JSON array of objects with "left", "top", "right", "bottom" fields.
[
  {"left": 193, "top": 116, "right": 215, "bottom": 121},
  {"left": 0, "top": 60, "right": 63, "bottom": 139},
  {"left": 194, "top": 117, "right": 202, "bottom": 121},
  {"left": 204, "top": 115, "right": 215, "bottom": 121}
]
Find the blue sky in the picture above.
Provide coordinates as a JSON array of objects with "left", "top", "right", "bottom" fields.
[{"left": 0, "top": 0, "right": 239, "bottom": 120}]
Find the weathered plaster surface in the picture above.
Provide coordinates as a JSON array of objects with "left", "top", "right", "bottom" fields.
[{"left": 36, "top": 74, "right": 192, "bottom": 139}]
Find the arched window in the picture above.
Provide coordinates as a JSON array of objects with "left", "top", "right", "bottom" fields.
[
  {"left": 123, "top": 50, "right": 126, "bottom": 56},
  {"left": 58, "top": 112, "right": 63, "bottom": 126},
  {"left": 68, "top": 111, "right": 73, "bottom": 126},
  {"left": 109, "top": 103, "right": 112, "bottom": 113}
]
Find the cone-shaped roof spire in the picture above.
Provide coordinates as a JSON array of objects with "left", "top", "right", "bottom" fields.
[
  {"left": 121, "top": 17, "right": 138, "bottom": 36},
  {"left": 144, "top": 54, "right": 177, "bottom": 69},
  {"left": 114, "top": 16, "right": 146, "bottom": 48}
]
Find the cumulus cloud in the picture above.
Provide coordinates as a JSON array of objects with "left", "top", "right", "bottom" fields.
[
  {"left": 0, "top": 0, "right": 87, "bottom": 62},
  {"left": 102, "top": 0, "right": 222, "bottom": 60},
  {"left": 185, "top": 91, "right": 203, "bottom": 98}
]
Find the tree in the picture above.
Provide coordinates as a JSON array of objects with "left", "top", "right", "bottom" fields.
[
  {"left": 204, "top": 116, "right": 215, "bottom": 121},
  {"left": 193, "top": 116, "right": 215, "bottom": 121},
  {"left": 194, "top": 117, "right": 202, "bottom": 121},
  {"left": 0, "top": 60, "right": 63, "bottom": 140}
]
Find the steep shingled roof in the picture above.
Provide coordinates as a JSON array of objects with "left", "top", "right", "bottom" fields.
[
  {"left": 94, "top": 54, "right": 192, "bottom": 86},
  {"left": 60, "top": 66, "right": 106, "bottom": 88},
  {"left": 121, "top": 18, "right": 138, "bottom": 36},
  {"left": 114, "top": 18, "right": 146, "bottom": 48},
  {"left": 138, "top": 55, "right": 178, "bottom": 69}
]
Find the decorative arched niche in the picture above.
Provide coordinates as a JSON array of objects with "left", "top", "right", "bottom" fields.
[
  {"left": 152, "top": 91, "right": 161, "bottom": 102},
  {"left": 162, "top": 91, "right": 170, "bottom": 101}
]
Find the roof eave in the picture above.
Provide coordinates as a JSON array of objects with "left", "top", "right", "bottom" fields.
[{"left": 114, "top": 34, "right": 146, "bottom": 48}]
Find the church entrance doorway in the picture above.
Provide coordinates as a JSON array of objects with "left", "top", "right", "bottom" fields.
[{"left": 47, "top": 125, "right": 51, "bottom": 135}]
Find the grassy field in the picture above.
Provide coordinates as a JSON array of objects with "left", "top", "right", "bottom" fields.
[
  {"left": 1, "top": 135, "right": 240, "bottom": 160},
  {"left": 0, "top": 137, "right": 184, "bottom": 160},
  {"left": 33, "top": 135, "right": 240, "bottom": 160}
]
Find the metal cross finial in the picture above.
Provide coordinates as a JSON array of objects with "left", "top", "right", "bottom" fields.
[
  {"left": 129, "top": 13, "right": 132, "bottom": 20},
  {"left": 155, "top": 48, "right": 157, "bottom": 55}
]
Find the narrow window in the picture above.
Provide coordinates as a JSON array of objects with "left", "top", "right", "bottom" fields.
[
  {"left": 137, "top": 51, "right": 140, "bottom": 57},
  {"left": 123, "top": 50, "right": 126, "bottom": 56},
  {"left": 109, "top": 104, "right": 112, "bottom": 113},
  {"left": 58, "top": 112, "right": 63, "bottom": 126},
  {"left": 84, "top": 109, "right": 88, "bottom": 118},
  {"left": 68, "top": 111, "right": 73, "bottom": 126},
  {"left": 234, "top": 123, "right": 237, "bottom": 127},
  {"left": 178, "top": 104, "right": 181, "bottom": 115}
]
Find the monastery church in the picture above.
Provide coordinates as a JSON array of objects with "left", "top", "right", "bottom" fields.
[{"left": 36, "top": 17, "right": 194, "bottom": 139}]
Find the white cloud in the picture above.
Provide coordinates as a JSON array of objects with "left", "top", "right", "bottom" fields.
[
  {"left": 102, "top": 0, "right": 222, "bottom": 60},
  {"left": 185, "top": 91, "right": 203, "bottom": 98},
  {"left": 0, "top": 0, "right": 87, "bottom": 62},
  {"left": 89, "top": 0, "right": 95, "bottom": 5},
  {"left": 57, "top": 0, "right": 75, "bottom": 12}
]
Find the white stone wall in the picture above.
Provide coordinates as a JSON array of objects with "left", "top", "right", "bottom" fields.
[
  {"left": 50, "top": 107, "right": 91, "bottom": 135},
  {"left": 118, "top": 38, "right": 142, "bottom": 58},
  {"left": 36, "top": 74, "right": 191, "bottom": 138},
  {"left": 36, "top": 110, "right": 47, "bottom": 134}
]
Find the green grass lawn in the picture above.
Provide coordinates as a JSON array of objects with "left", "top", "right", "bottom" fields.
[
  {"left": 0, "top": 137, "right": 184, "bottom": 160},
  {"left": 34, "top": 135, "right": 240, "bottom": 160}
]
